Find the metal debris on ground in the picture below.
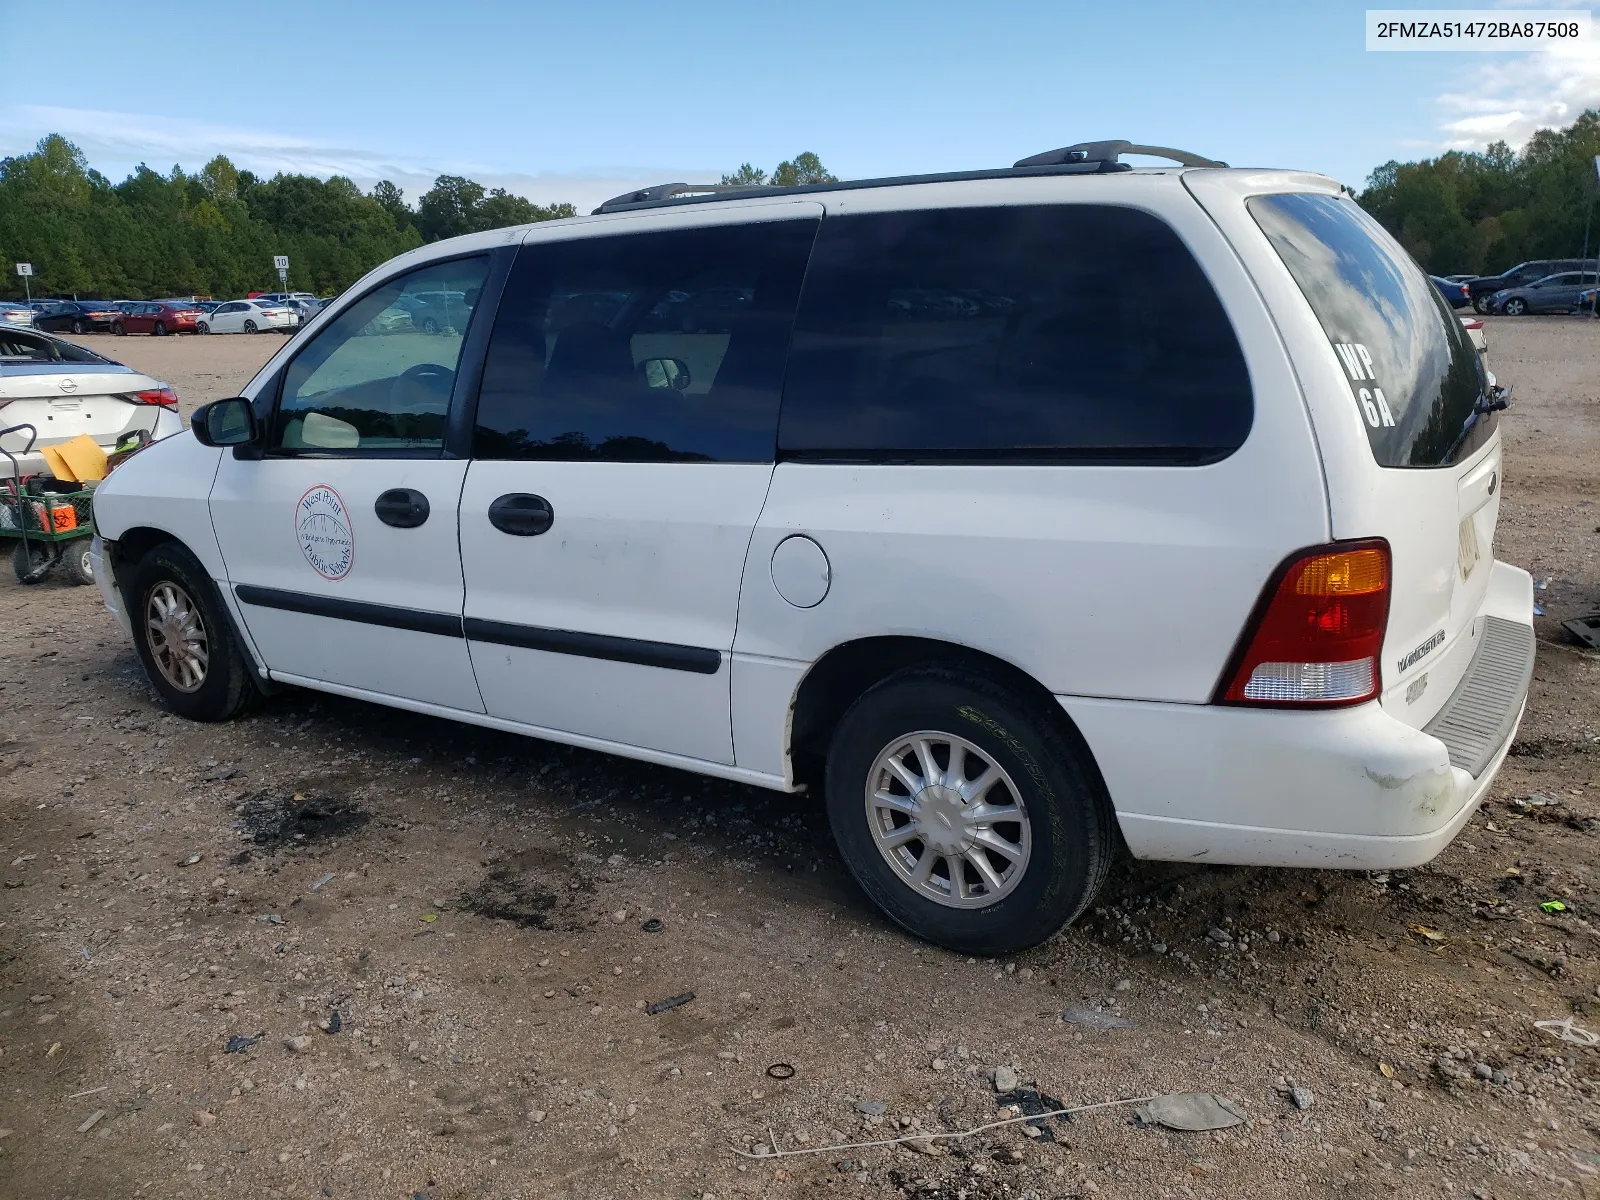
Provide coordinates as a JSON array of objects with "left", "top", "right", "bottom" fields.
[
  {"left": 732, "top": 1093, "right": 1157, "bottom": 1160},
  {"left": 310, "top": 872, "right": 337, "bottom": 893},
  {"left": 1062, "top": 1004, "right": 1137, "bottom": 1029},
  {"left": 1535, "top": 1016, "right": 1600, "bottom": 1046},
  {"left": 320, "top": 1010, "right": 342, "bottom": 1034},
  {"left": 76, "top": 1110, "right": 105, "bottom": 1134},
  {"left": 1135, "top": 1092, "right": 1246, "bottom": 1132},
  {"left": 223, "top": 1034, "right": 261, "bottom": 1054},
  {"left": 854, "top": 1100, "right": 887, "bottom": 1117},
  {"left": 765, "top": 1062, "right": 795, "bottom": 1079},
  {"left": 646, "top": 991, "right": 695, "bottom": 1015}
]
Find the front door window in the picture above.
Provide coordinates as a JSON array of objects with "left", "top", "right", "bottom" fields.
[{"left": 272, "top": 257, "right": 490, "bottom": 454}]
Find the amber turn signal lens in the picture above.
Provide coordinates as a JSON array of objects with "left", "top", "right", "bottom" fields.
[{"left": 1293, "top": 548, "right": 1387, "bottom": 597}]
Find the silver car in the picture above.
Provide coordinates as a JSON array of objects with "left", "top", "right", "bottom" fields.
[
  {"left": 1489, "top": 270, "right": 1598, "bottom": 315},
  {"left": 0, "top": 327, "right": 183, "bottom": 478}
]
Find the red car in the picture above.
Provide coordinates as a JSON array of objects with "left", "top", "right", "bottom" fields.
[{"left": 112, "top": 301, "right": 204, "bottom": 336}]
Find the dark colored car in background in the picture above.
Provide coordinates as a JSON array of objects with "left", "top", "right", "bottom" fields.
[
  {"left": 33, "top": 300, "right": 121, "bottom": 334},
  {"left": 1430, "top": 275, "right": 1471, "bottom": 308},
  {"left": 1484, "top": 270, "right": 1598, "bottom": 315},
  {"left": 112, "top": 301, "right": 203, "bottom": 336},
  {"left": 1467, "top": 258, "right": 1591, "bottom": 312}
]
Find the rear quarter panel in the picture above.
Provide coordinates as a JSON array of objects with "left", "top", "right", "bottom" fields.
[
  {"left": 1183, "top": 171, "right": 1498, "bottom": 729},
  {"left": 730, "top": 174, "right": 1330, "bottom": 777}
]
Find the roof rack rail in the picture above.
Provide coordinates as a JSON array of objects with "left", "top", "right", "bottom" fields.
[
  {"left": 1012, "top": 140, "right": 1227, "bottom": 169},
  {"left": 594, "top": 182, "right": 755, "bottom": 214}
]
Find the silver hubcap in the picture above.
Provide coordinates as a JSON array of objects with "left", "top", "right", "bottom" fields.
[
  {"left": 146, "top": 582, "right": 208, "bottom": 692},
  {"left": 865, "top": 731, "right": 1031, "bottom": 909}
]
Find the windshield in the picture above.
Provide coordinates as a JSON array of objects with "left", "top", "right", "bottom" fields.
[{"left": 1248, "top": 192, "right": 1493, "bottom": 468}]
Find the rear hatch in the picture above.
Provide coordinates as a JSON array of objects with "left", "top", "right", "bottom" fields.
[
  {"left": 1186, "top": 175, "right": 1501, "bottom": 730},
  {"left": 0, "top": 363, "right": 164, "bottom": 464}
]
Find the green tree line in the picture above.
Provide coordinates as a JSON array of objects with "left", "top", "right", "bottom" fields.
[
  {"left": 0, "top": 138, "right": 839, "bottom": 303},
  {"left": 1360, "top": 110, "right": 1600, "bottom": 276},
  {"left": 0, "top": 135, "right": 577, "bottom": 301}
]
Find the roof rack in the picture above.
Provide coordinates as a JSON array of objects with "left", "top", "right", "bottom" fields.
[
  {"left": 590, "top": 140, "right": 1226, "bottom": 215},
  {"left": 594, "top": 182, "right": 758, "bottom": 211},
  {"left": 1012, "top": 141, "right": 1227, "bottom": 169}
]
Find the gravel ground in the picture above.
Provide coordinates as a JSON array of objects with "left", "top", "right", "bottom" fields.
[{"left": 0, "top": 319, "right": 1597, "bottom": 1200}]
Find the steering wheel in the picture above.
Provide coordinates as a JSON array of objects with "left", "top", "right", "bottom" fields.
[{"left": 390, "top": 362, "right": 455, "bottom": 411}]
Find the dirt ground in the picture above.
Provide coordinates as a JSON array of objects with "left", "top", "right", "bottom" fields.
[{"left": 1, "top": 321, "right": 1598, "bottom": 1200}]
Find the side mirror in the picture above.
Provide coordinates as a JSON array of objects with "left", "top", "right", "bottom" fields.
[
  {"left": 191, "top": 397, "right": 258, "bottom": 447},
  {"left": 640, "top": 357, "right": 691, "bottom": 391}
]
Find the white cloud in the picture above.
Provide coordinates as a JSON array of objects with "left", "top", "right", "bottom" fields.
[
  {"left": 1433, "top": 3, "right": 1600, "bottom": 152},
  {"left": 0, "top": 105, "right": 719, "bottom": 216}
]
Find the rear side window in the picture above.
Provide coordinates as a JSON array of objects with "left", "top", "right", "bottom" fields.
[
  {"left": 474, "top": 218, "right": 817, "bottom": 462},
  {"left": 1248, "top": 192, "right": 1491, "bottom": 468},
  {"left": 777, "top": 205, "right": 1252, "bottom": 463}
]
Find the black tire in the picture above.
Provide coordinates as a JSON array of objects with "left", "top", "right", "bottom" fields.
[
  {"left": 63, "top": 541, "right": 94, "bottom": 586},
  {"left": 1471, "top": 295, "right": 1490, "bottom": 314},
  {"left": 11, "top": 539, "right": 51, "bottom": 584},
  {"left": 420, "top": 316, "right": 441, "bottom": 335},
  {"left": 125, "top": 541, "right": 260, "bottom": 722},
  {"left": 243, "top": 319, "right": 257, "bottom": 333},
  {"left": 111, "top": 322, "right": 125, "bottom": 336},
  {"left": 1503, "top": 297, "right": 1527, "bottom": 316},
  {"left": 153, "top": 321, "right": 167, "bottom": 336},
  {"left": 824, "top": 665, "right": 1114, "bottom": 955},
  {"left": 196, "top": 322, "right": 209, "bottom": 334},
  {"left": 71, "top": 319, "right": 86, "bottom": 335}
]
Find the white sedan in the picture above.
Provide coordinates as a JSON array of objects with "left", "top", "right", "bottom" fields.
[{"left": 197, "top": 300, "right": 299, "bottom": 335}]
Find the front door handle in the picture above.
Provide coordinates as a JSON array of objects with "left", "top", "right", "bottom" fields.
[
  {"left": 488, "top": 493, "right": 554, "bottom": 536},
  {"left": 374, "top": 488, "right": 430, "bottom": 528}
]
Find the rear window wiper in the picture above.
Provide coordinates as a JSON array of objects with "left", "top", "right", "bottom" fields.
[{"left": 1478, "top": 383, "right": 1512, "bottom": 413}]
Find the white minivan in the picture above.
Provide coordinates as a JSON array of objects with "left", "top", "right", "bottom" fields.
[{"left": 89, "top": 141, "right": 1534, "bottom": 954}]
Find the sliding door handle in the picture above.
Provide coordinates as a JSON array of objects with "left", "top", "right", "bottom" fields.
[{"left": 488, "top": 493, "right": 554, "bottom": 536}]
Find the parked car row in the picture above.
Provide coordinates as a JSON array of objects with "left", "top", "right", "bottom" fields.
[{"left": 0, "top": 295, "right": 335, "bottom": 336}]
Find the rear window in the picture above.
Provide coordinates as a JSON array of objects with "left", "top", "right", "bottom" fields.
[
  {"left": 1248, "top": 192, "right": 1492, "bottom": 468},
  {"left": 777, "top": 205, "right": 1253, "bottom": 463}
]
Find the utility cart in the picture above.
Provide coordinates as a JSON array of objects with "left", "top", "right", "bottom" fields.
[{"left": 0, "top": 423, "right": 97, "bottom": 586}]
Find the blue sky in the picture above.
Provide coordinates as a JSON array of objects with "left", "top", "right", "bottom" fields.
[{"left": 2, "top": 0, "right": 1594, "bottom": 213}]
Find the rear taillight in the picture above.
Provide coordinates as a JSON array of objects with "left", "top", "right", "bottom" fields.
[
  {"left": 133, "top": 386, "right": 179, "bottom": 410},
  {"left": 1218, "top": 540, "right": 1391, "bottom": 707}
]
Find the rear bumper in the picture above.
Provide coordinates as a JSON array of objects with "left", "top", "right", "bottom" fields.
[{"left": 1064, "top": 559, "right": 1535, "bottom": 870}]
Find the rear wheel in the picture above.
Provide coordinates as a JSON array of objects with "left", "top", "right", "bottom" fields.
[
  {"left": 126, "top": 542, "right": 260, "bottom": 721},
  {"left": 11, "top": 539, "right": 51, "bottom": 584},
  {"left": 71, "top": 319, "right": 86, "bottom": 335},
  {"left": 824, "top": 665, "right": 1115, "bottom": 955},
  {"left": 243, "top": 319, "right": 257, "bottom": 333},
  {"left": 64, "top": 541, "right": 94, "bottom": 586},
  {"left": 1472, "top": 294, "right": 1491, "bottom": 314},
  {"left": 153, "top": 321, "right": 167, "bottom": 336}
]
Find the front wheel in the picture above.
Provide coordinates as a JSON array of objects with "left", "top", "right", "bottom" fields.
[
  {"left": 196, "top": 322, "right": 209, "bottom": 334},
  {"left": 824, "top": 665, "right": 1115, "bottom": 955},
  {"left": 153, "top": 321, "right": 167, "bottom": 336},
  {"left": 126, "top": 542, "right": 260, "bottom": 721},
  {"left": 111, "top": 322, "right": 126, "bottom": 336},
  {"left": 64, "top": 541, "right": 94, "bottom": 586},
  {"left": 1503, "top": 297, "right": 1528, "bottom": 316}
]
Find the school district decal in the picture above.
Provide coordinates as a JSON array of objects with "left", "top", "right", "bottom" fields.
[{"left": 296, "top": 485, "right": 354, "bottom": 580}]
